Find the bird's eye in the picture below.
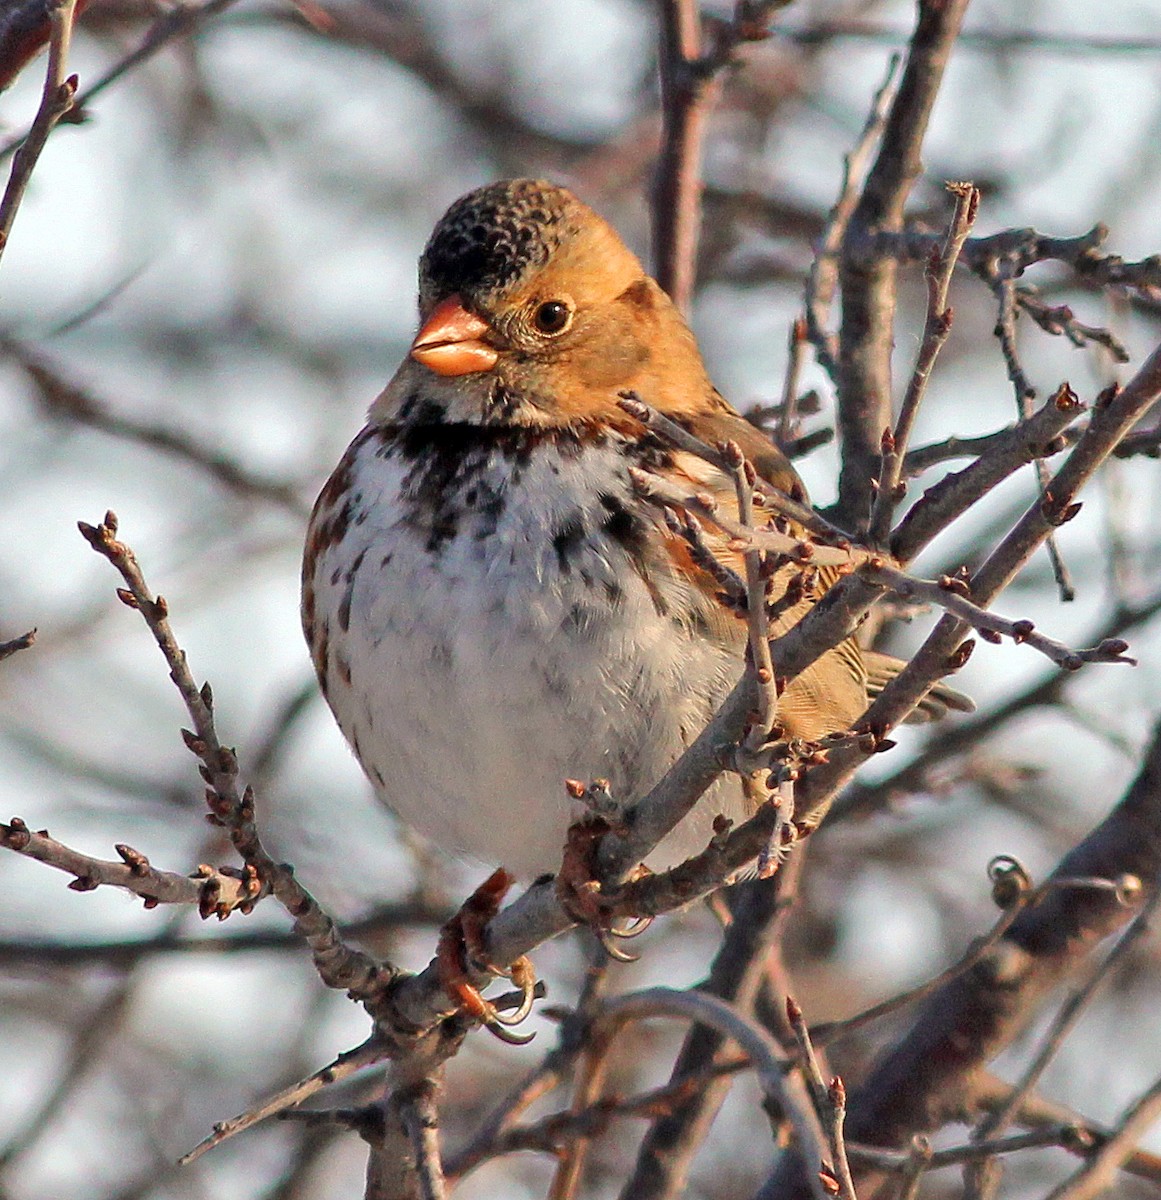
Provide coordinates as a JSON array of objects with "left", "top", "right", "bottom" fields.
[{"left": 532, "top": 299, "right": 572, "bottom": 334}]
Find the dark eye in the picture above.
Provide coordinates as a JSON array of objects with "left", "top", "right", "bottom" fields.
[{"left": 533, "top": 299, "right": 571, "bottom": 334}]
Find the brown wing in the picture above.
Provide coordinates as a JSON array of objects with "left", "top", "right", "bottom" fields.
[
  {"left": 653, "top": 402, "right": 871, "bottom": 742},
  {"left": 683, "top": 394, "right": 808, "bottom": 503}
]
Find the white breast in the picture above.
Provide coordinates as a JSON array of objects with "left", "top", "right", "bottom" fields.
[{"left": 303, "top": 423, "right": 747, "bottom": 879}]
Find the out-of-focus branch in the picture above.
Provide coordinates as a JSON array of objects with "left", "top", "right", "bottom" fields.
[
  {"left": 965, "top": 880, "right": 1159, "bottom": 1194},
  {"left": 653, "top": 1, "right": 787, "bottom": 311},
  {"left": 621, "top": 860, "right": 804, "bottom": 1200},
  {"left": 10, "top": 342, "right": 310, "bottom": 516},
  {"left": 0, "top": 895, "right": 451, "bottom": 966},
  {"left": 973, "top": 1075, "right": 1161, "bottom": 1188},
  {"left": 833, "top": 0, "right": 970, "bottom": 531},
  {"left": 592, "top": 987, "right": 832, "bottom": 1200},
  {"left": 0, "top": 0, "right": 243, "bottom": 164},
  {"left": 0, "top": 629, "right": 35, "bottom": 660},
  {"left": 759, "top": 713, "right": 1161, "bottom": 1200},
  {"left": 0, "top": 0, "right": 77, "bottom": 261},
  {"left": 803, "top": 54, "right": 899, "bottom": 380}
]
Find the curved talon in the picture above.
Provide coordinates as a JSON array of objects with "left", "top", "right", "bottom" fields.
[
  {"left": 596, "top": 929, "right": 640, "bottom": 963},
  {"left": 436, "top": 870, "right": 540, "bottom": 1041},
  {"left": 609, "top": 913, "right": 654, "bottom": 939},
  {"left": 483, "top": 1019, "right": 537, "bottom": 1046},
  {"left": 486, "top": 956, "right": 537, "bottom": 1026}
]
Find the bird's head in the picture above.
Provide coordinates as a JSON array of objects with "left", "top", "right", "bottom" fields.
[{"left": 372, "top": 179, "right": 713, "bottom": 430}]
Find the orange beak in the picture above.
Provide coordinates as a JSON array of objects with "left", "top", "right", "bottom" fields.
[{"left": 409, "top": 295, "right": 499, "bottom": 377}]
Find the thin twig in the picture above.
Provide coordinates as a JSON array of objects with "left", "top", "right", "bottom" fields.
[
  {"left": 1044, "top": 1076, "right": 1161, "bottom": 1200},
  {"left": 804, "top": 54, "right": 900, "bottom": 379},
  {"left": 0, "top": 629, "right": 36, "bottom": 661},
  {"left": 869, "top": 182, "right": 979, "bottom": 544},
  {"left": 180, "top": 1038, "right": 388, "bottom": 1164},
  {"left": 0, "top": 0, "right": 77, "bottom": 262},
  {"left": 74, "top": 512, "right": 394, "bottom": 1004},
  {"left": 10, "top": 343, "right": 309, "bottom": 516},
  {"left": 786, "top": 998, "right": 856, "bottom": 1200},
  {"left": 862, "top": 562, "right": 1134, "bottom": 671},
  {"left": 0, "top": 818, "right": 261, "bottom": 915},
  {"left": 0, "top": 0, "right": 243, "bottom": 165}
]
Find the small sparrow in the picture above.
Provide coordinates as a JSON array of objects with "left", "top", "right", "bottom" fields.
[{"left": 302, "top": 179, "right": 967, "bottom": 881}]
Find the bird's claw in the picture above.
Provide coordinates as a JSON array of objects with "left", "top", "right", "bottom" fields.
[
  {"left": 436, "top": 867, "right": 538, "bottom": 1044},
  {"left": 556, "top": 814, "right": 654, "bottom": 962}
]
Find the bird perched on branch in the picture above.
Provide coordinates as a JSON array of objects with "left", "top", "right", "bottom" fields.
[{"left": 303, "top": 179, "right": 969, "bottom": 884}]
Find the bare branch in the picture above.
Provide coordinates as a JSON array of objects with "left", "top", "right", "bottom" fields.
[
  {"left": 72, "top": 512, "right": 395, "bottom": 1004},
  {"left": 869, "top": 181, "right": 979, "bottom": 544},
  {"left": 804, "top": 54, "right": 900, "bottom": 379},
  {"left": 0, "top": 629, "right": 35, "bottom": 661},
  {"left": 0, "top": 0, "right": 77, "bottom": 261},
  {"left": 1, "top": 818, "right": 260, "bottom": 915},
  {"left": 834, "top": 0, "right": 971, "bottom": 530},
  {"left": 180, "top": 1038, "right": 388, "bottom": 1164}
]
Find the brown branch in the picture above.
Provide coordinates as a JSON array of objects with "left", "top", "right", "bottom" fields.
[
  {"left": 446, "top": 946, "right": 610, "bottom": 1183},
  {"left": 72, "top": 512, "right": 394, "bottom": 1006},
  {"left": 880, "top": 222, "right": 1161, "bottom": 299},
  {"left": 1044, "top": 1076, "right": 1161, "bottom": 1200},
  {"left": 0, "top": 0, "right": 77, "bottom": 261},
  {"left": 397, "top": 1077, "right": 447, "bottom": 1200},
  {"left": 653, "top": 0, "right": 712, "bottom": 312},
  {"left": 869, "top": 181, "right": 979, "bottom": 544},
  {"left": 652, "top": 1, "right": 784, "bottom": 310},
  {"left": 0, "top": 818, "right": 261, "bottom": 916},
  {"left": 794, "top": 340, "right": 1161, "bottom": 823},
  {"left": 964, "top": 881, "right": 1159, "bottom": 1188},
  {"left": 833, "top": 0, "right": 971, "bottom": 531},
  {"left": 447, "top": 1055, "right": 749, "bottom": 1176},
  {"left": 973, "top": 1075, "right": 1161, "bottom": 1188},
  {"left": 786, "top": 998, "right": 856, "bottom": 1200},
  {"left": 0, "top": 896, "right": 451, "bottom": 966},
  {"left": 0, "top": 0, "right": 243, "bottom": 165},
  {"left": 622, "top": 860, "right": 804, "bottom": 1199},
  {"left": 591, "top": 987, "right": 832, "bottom": 1200},
  {"left": 804, "top": 54, "right": 900, "bottom": 379},
  {"left": 0, "top": 629, "right": 35, "bottom": 661},
  {"left": 11, "top": 342, "right": 309, "bottom": 516},
  {"left": 832, "top": 583, "right": 1161, "bottom": 825},
  {"left": 180, "top": 1038, "right": 388, "bottom": 1164},
  {"left": 758, "top": 712, "right": 1161, "bottom": 1200},
  {"left": 890, "top": 382, "right": 1085, "bottom": 564},
  {"left": 862, "top": 562, "right": 1134, "bottom": 671}
]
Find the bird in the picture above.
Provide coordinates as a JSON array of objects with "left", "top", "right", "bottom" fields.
[{"left": 302, "top": 178, "right": 970, "bottom": 887}]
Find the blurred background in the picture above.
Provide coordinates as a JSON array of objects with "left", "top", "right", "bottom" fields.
[{"left": 3, "top": 1, "right": 1161, "bottom": 1196}]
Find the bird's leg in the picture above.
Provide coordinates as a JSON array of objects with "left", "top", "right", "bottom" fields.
[
  {"left": 557, "top": 783, "right": 654, "bottom": 961},
  {"left": 435, "top": 867, "right": 537, "bottom": 1044}
]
